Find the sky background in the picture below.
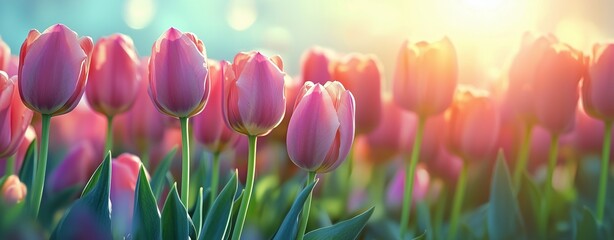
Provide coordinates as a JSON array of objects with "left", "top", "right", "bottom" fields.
[{"left": 1, "top": 0, "right": 613, "bottom": 91}]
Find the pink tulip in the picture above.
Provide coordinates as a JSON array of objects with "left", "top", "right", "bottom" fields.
[
  {"left": 193, "top": 60, "right": 239, "bottom": 153},
  {"left": 286, "top": 81, "right": 355, "bottom": 173},
  {"left": 386, "top": 164, "right": 430, "bottom": 209},
  {"left": 111, "top": 153, "right": 148, "bottom": 234},
  {"left": 267, "top": 75, "right": 302, "bottom": 142},
  {"left": 0, "top": 37, "right": 9, "bottom": 71},
  {"left": 533, "top": 43, "right": 586, "bottom": 134},
  {"left": 0, "top": 72, "right": 34, "bottom": 158},
  {"left": 1, "top": 175, "right": 27, "bottom": 205},
  {"left": 149, "top": 28, "right": 209, "bottom": 118},
  {"left": 0, "top": 126, "right": 35, "bottom": 175},
  {"left": 6, "top": 56, "right": 19, "bottom": 77},
  {"left": 18, "top": 24, "right": 93, "bottom": 116},
  {"left": 583, "top": 43, "right": 614, "bottom": 121},
  {"left": 572, "top": 105, "right": 614, "bottom": 158},
  {"left": 393, "top": 37, "right": 457, "bottom": 117},
  {"left": 426, "top": 148, "right": 462, "bottom": 183},
  {"left": 223, "top": 52, "right": 287, "bottom": 136},
  {"left": 446, "top": 87, "right": 500, "bottom": 161},
  {"left": 86, "top": 34, "right": 141, "bottom": 117},
  {"left": 300, "top": 47, "right": 335, "bottom": 85},
  {"left": 334, "top": 54, "right": 382, "bottom": 135},
  {"left": 48, "top": 143, "right": 97, "bottom": 193}
]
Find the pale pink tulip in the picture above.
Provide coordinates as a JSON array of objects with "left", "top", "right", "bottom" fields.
[{"left": 0, "top": 73, "right": 34, "bottom": 158}]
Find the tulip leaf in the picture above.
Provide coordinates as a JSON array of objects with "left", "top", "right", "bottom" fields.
[
  {"left": 225, "top": 190, "right": 244, "bottom": 239},
  {"left": 131, "top": 166, "right": 161, "bottom": 240},
  {"left": 192, "top": 187, "right": 204, "bottom": 237},
  {"left": 517, "top": 173, "right": 541, "bottom": 234},
  {"left": 575, "top": 207, "right": 599, "bottom": 240},
  {"left": 273, "top": 179, "right": 318, "bottom": 240},
  {"left": 51, "top": 152, "right": 112, "bottom": 239},
  {"left": 18, "top": 140, "right": 36, "bottom": 194},
  {"left": 303, "top": 207, "right": 374, "bottom": 240},
  {"left": 152, "top": 147, "right": 177, "bottom": 198},
  {"left": 487, "top": 152, "right": 525, "bottom": 239},
  {"left": 200, "top": 171, "right": 238, "bottom": 240},
  {"left": 161, "top": 183, "right": 190, "bottom": 240}
]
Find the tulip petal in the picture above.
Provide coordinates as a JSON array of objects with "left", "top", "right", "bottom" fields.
[{"left": 318, "top": 90, "right": 355, "bottom": 172}]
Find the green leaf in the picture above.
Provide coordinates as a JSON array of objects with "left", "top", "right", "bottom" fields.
[
  {"left": 161, "top": 183, "right": 190, "bottom": 240},
  {"left": 192, "top": 188, "right": 204, "bottom": 237},
  {"left": 412, "top": 231, "right": 426, "bottom": 240},
  {"left": 132, "top": 166, "right": 162, "bottom": 240},
  {"left": 487, "top": 152, "right": 525, "bottom": 240},
  {"left": 51, "top": 152, "right": 112, "bottom": 239},
  {"left": 200, "top": 171, "right": 238, "bottom": 240},
  {"left": 273, "top": 180, "right": 318, "bottom": 240},
  {"left": 518, "top": 173, "right": 541, "bottom": 235},
  {"left": 151, "top": 147, "right": 177, "bottom": 198},
  {"left": 304, "top": 207, "right": 374, "bottom": 240},
  {"left": 225, "top": 190, "right": 244, "bottom": 239},
  {"left": 576, "top": 207, "right": 599, "bottom": 240},
  {"left": 18, "top": 140, "right": 36, "bottom": 192}
]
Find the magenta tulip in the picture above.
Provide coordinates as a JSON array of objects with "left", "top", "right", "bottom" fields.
[
  {"left": 583, "top": 43, "right": 614, "bottom": 121},
  {"left": 0, "top": 37, "right": 9, "bottom": 71},
  {"left": 393, "top": 37, "right": 457, "bottom": 117},
  {"left": 335, "top": 54, "right": 382, "bottom": 135},
  {"left": 287, "top": 81, "right": 355, "bottom": 173},
  {"left": 86, "top": 34, "right": 141, "bottom": 117},
  {"left": 18, "top": 24, "right": 93, "bottom": 116},
  {"left": 193, "top": 60, "right": 239, "bottom": 153},
  {"left": 0, "top": 72, "right": 34, "bottom": 158},
  {"left": 111, "top": 153, "right": 148, "bottom": 234},
  {"left": 301, "top": 47, "right": 335, "bottom": 85},
  {"left": 49, "top": 143, "right": 97, "bottom": 193},
  {"left": 149, "top": 28, "right": 209, "bottom": 118},
  {"left": 223, "top": 51, "right": 287, "bottom": 137},
  {"left": 1, "top": 175, "right": 27, "bottom": 205}
]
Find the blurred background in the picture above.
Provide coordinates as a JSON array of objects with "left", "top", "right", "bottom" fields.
[{"left": 1, "top": 0, "right": 613, "bottom": 89}]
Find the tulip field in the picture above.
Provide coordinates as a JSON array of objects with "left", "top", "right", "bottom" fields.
[{"left": 1, "top": 2, "right": 614, "bottom": 239}]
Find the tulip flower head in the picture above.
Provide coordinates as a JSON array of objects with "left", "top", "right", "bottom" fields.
[
  {"left": 393, "top": 37, "right": 458, "bottom": 117},
  {"left": 111, "top": 153, "right": 148, "bottom": 234},
  {"left": 0, "top": 72, "right": 34, "bottom": 158},
  {"left": 149, "top": 28, "right": 209, "bottom": 118},
  {"left": 301, "top": 47, "right": 336, "bottom": 85},
  {"left": 223, "top": 51, "right": 287, "bottom": 136},
  {"left": 86, "top": 34, "right": 141, "bottom": 117},
  {"left": 18, "top": 24, "right": 93, "bottom": 116},
  {"left": 287, "top": 81, "right": 355, "bottom": 173},
  {"left": 1, "top": 175, "right": 27, "bottom": 205},
  {"left": 583, "top": 43, "right": 614, "bottom": 121}
]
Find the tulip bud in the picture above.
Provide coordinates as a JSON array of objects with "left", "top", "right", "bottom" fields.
[
  {"left": 583, "top": 43, "right": 614, "bottom": 121},
  {"left": 446, "top": 87, "right": 500, "bottom": 161},
  {"left": 0, "top": 72, "right": 34, "bottom": 158},
  {"left": 1, "top": 175, "right": 27, "bottom": 204},
  {"left": 0, "top": 37, "right": 9, "bottom": 71},
  {"left": 193, "top": 60, "right": 239, "bottom": 153},
  {"left": 223, "top": 52, "right": 287, "bottom": 136},
  {"left": 111, "top": 153, "right": 148, "bottom": 234},
  {"left": 300, "top": 47, "right": 335, "bottom": 85},
  {"left": 86, "top": 34, "right": 141, "bottom": 117},
  {"left": 287, "top": 81, "right": 355, "bottom": 173},
  {"left": 18, "top": 24, "right": 93, "bottom": 116},
  {"left": 393, "top": 37, "right": 457, "bottom": 117},
  {"left": 149, "top": 28, "right": 209, "bottom": 118},
  {"left": 335, "top": 54, "right": 382, "bottom": 135}
]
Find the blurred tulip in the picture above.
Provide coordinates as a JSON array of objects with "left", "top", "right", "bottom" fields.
[
  {"left": 149, "top": 28, "right": 209, "bottom": 118},
  {"left": 267, "top": 75, "right": 302, "bottom": 142},
  {"left": 48, "top": 143, "right": 97, "bottom": 193},
  {"left": 6, "top": 56, "right": 18, "bottom": 77},
  {"left": 571, "top": 105, "right": 610, "bottom": 157},
  {"left": 393, "top": 37, "right": 457, "bottom": 117},
  {"left": 0, "top": 127, "right": 35, "bottom": 176},
  {"left": 426, "top": 148, "right": 462, "bottom": 183},
  {"left": 301, "top": 47, "right": 335, "bottom": 85},
  {"left": 583, "top": 43, "right": 614, "bottom": 121},
  {"left": 86, "top": 34, "right": 140, "bottom": 117},
  {"left": 18, "top": 24, "right": 93, "bottom": 116},
  {"left": 400, "top": 112, "right": 446, "bottom": 162},
  {"left": 111, "top": 153, "right": 148, "bottom": 234},
  {"left": 287, "top": 81, "right": 355, "bottom": 173},
  {"left": 334, "top": 54, "right": 382, "bottom": 135},
  {"left": 1, "top": 175, "right": 27, "bottom": 205},
  {"left": 446, "top": 87, "right": 500, "bottom": 161},
  {"left": 193, "top": 60, "right": 239, "bottom": 154},
  {"left": 0, "top": 37, "right": 9, "bottom": 71},
  {"left": 223, "top": 51, "right": 287, "bottom": 136},
  {"left": 0, "top": 73, "right": 34, "bottom": 158},
  {"left": 386, "top": 164, "right": 430, "bottom": 209},
  {"left": 533, "top": 43, "right": 585, "bottom": 134}
]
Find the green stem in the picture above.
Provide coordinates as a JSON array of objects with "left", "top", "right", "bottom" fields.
[
  {"left": 31, "top": 114, "right": 51, "bottom": 219},
  {"left": 179, "top": 117, "right": 190, "bottom": 206},
  {"left": 231, "top": 135, "right": 257, "bottom": 240},
  {"left": 539, "top": 134, "right": 559, "bottom": 238},
  {"left": 369, "top": 165, "right": 386, "bottom": 218},
  {"left": 433, "top": 183, "right": 447, "bottom": 240},
  {"left": 105, "top": 116, "right": 114, "bottom": 157},
  {"left": 447, "top": 160, "right": 468, "bottom": 240},
  {"left": 297, "top": 171, "right": 317, "bottom": 240},
  {"left": 210, "top": 152, "right": 220, "bottom": 209},
  {"left": 5, "top": 155, "right": 15, "bottom": 177},
  {"left": 597, "top": 121, "right": 612, "bottom": 223},
  {"left": 513, "top": 124, "right": 533, "bottom": 190},
  {"left": 400, "top": 116, "right": 426, "bottom": 239}
]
